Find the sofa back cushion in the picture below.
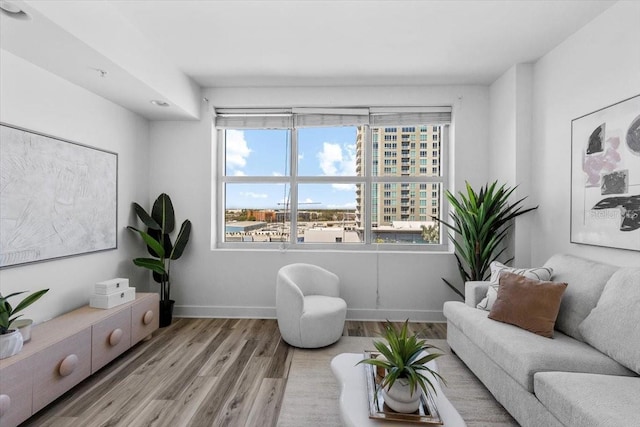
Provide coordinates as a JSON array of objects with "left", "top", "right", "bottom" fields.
[
  {"left": 543, "top": 254, "right": 618, "bottom": 341},
  {"left": 578, "top": 267, "right": 640, "bottom": 374}
]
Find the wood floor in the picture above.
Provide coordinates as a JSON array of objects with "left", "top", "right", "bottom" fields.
[{"left": 22, "top": 319, "right": 447, "bottom": 427}]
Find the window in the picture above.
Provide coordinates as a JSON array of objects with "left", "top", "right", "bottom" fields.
[{"left": 216, "top": 107, "right": 450, "bottom": 249}]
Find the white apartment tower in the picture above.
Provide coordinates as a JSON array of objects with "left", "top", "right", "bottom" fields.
[{"left": 355, "top": 125, "right": 442, "bottom": 230}]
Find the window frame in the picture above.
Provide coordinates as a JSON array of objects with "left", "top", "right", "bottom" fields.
[{"left": 215, "top": 109, "right": 450, "bottom": 252}]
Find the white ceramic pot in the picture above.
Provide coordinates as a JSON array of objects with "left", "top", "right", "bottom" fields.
[
  {"left": 0, "top": 330, "right": 24, "bottom": 359},
  {"left": 11, "top": 319, "right": 33, "bottom": 342},
  {"left": 383, "top": 378, "right": 421, "bottom": 413}
]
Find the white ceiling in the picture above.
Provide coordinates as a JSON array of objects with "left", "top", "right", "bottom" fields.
[{"left": 1, "top": 0, "right": 616, "bottom": 120}]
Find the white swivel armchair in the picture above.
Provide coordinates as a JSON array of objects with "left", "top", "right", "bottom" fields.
[{"left": 276, "top": 263, "right": 347, "bottom": 348}]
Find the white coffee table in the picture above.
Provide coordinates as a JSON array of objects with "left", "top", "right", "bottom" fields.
[{"left": 331, "top": 353, "right": 467, "bottom": 427}]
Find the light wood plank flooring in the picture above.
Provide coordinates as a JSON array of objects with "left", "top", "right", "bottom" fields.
[{"left": 22, "top": 319, "right": 446, "bottom": 427}]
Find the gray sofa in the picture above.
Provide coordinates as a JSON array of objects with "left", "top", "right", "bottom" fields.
[{"left": 443, "top": 254, "right": 640, "bottom": 427}]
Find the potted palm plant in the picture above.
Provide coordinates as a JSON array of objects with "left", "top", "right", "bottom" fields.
[
  {"left": 128, "top": 193, "right": 191, "bottom": 327},
  {"left": 433, "top": 181, "right": 537, "bottom": 298},
  {"left": 0, "top": 289, "right": 49, "bottom": 359},
  {"left": 358, "top": 320, "right": 445, "bottom": 413}
]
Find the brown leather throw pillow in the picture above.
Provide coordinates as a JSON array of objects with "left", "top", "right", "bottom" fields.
[{"left": 488, "top": 272, "right": 568, "bottom": 338}]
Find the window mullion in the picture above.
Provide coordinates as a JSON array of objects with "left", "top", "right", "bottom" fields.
[
  {"left": 364, "top": 125, "right": 372, "bottom": 245},
  {"left": 289, "top": 128, "right": 298, "bottom": 245}
]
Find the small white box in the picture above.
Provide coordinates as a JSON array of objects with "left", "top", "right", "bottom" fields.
[
  {"left": 94, "top": 278, "right": 129, "bottom": 295},
  {"left": 90, "top": 287, "right": 136, "bottom": 309}
]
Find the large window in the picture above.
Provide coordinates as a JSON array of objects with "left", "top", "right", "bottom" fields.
[{"left": 216, "top": 107, "right": 450, "bottom": 250}]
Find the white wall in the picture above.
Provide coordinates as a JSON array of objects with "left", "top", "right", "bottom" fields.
[
  {"left": 530, "top": 0, "right": 640, "bottom": 267},
  {"left": 0, "top": 50, "right": 151, "bottom": 324},
  {"left": 489, "top": 63, "right": 534, "bottom": 267},
  {"left": 149, "top": 85, "right": 490, "bottom": 321}
]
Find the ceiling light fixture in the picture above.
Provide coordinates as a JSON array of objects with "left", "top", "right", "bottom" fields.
[
  {"left": 0, "top": 1, "right": 30, "bottom": 19},
  {"left": 150, "top": 100, "right": 170, "bottom": 107}
]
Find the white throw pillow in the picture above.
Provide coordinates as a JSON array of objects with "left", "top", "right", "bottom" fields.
[{"left": 477, "top": 261, "right": 554, "bottom": 310}]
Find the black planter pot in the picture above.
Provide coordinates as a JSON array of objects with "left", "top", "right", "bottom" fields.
[{"left": 159, "top": 299, "right": 175, "bottom": 328}]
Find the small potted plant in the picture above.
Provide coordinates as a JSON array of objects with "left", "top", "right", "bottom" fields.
[
  {"left": 0, "top": 289, "right": 49, "bottom": 359},
  {"left": 128, "top": 193, "right": 191, "bottom": 327},
  {"left": 358, "top": 320, "right": 445, "bottom": 413}
]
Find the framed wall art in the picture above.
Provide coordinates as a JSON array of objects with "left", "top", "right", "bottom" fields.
[
  {"left": 0, "top": 124, "right": 118, "bottom": 267},
  {"left": 570, "top": 94, "right": 640, "bottom": 251}
]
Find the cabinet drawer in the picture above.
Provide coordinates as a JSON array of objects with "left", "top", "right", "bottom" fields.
[
  {"left": 131, "top": 294, "right": 159, "bottom": 344},
  {"left": 0, "top": 357, "right": 33, "bottom": 427},
  {"left": 32, "top": 328, "right": 91, "bottom": 413},
  {"left": 91, "top": 308, "right": 132, "bottom": 373}
]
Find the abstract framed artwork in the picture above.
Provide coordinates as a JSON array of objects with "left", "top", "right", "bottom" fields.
[
  {"left": 0, "top": 124, "right": 118, "bottom": 267},
  {"left": 570, "top": 95, "right": 640, "bottom": 251}
]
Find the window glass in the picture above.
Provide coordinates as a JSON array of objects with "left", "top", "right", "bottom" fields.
[
  {"left": 225, "top": 129, "right": 290, "bottom": 176},
  {"left": 218, "top": 113, "right": 447, "bottom": 249},
  {"left": 224, "top": 183, "right": 290, "bottom": 242},
  {"left": 298, "top": 127, "right": 359, "bottom": 177},
  {"left": 296, "top": 183, "right": 363, "bottom": 244}
]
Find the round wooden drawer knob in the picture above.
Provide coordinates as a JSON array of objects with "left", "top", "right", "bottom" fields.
[
  {"left": 109, "top": 328, "right": 123, "bottom": 346},
  {"left": 0, "top": 394, "right": 10, "bottom": 417},
  {"left": 143, "top": 310, "right": 154, "bottom": 325},
  {"left": 59, "top": 354, "right": 79, "bottom": 377}
]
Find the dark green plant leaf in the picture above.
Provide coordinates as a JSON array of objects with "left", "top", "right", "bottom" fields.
[
  {"left": 133, "top": 258, "right": 166, "bottom": 275},
  {"left": 133, "top": 202, "right": 160, "bottom": 230},
  {"left": 11, "top": 289, "right": 49, "bottom": 315},
  {"left": 152, "top": 193, "right": 175, "bottom": 234},
  {"left": 152, "top": 271, "right": 168, "bottom": 284},
  {"left": 128, "top": 226, "right": 165, "bottom": 258},
  {"left": 442, "top": 278, "right": 464, "bottom": 299},
  {"left": 170, "top": 220, "right": 192, "bottom": 260}
]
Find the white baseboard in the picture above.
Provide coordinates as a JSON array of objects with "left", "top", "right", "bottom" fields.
[{"left": 174, "top": 304, "right": 445, "bottom": 322}]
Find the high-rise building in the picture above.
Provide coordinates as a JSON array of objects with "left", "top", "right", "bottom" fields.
[{"left": 355, "top": 125, "right": 441, "bottom": 234}]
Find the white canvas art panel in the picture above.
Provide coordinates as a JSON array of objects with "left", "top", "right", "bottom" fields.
[
  {"left": 570, "top": 95, "right": 640, "bottom": 251},
  {"left": 0, "top": 124, "right": 117, "bottom": 267}
]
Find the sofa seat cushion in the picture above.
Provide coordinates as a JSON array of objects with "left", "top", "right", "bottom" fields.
[
  {"left": 443, "top": 301, "right": 634, "bottom": 392},
  {"left": 534, "top": 372, "right": 640, "bottom": 427},
  {"left": 578, "top": 267, "right": 640, "bottom": 374},
  {"left": 543, "top": 254, "right": 617, "bottom": 341}
]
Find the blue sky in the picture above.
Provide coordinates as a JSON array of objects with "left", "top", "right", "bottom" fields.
[{"left": 225, "top": 127, "right": 358, "bottom": 209}]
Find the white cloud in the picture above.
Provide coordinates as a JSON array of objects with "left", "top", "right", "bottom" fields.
[
  {"left": 240, "top": 191, "right": 267, "bottom": 199},
  {"left": 226, "top": 130, "right": 251, "bottom": 171},
  {"left": 272, "top": 171, "right": 283, "bottom": 176},
  {"left": 234, "top": 170, "right": 246, "bottom": 176},
  {"left": 317, "top": 142, "right": 356, "bottom": 178}
]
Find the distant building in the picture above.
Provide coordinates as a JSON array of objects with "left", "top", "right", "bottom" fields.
[
  {"left": 247, "top": 209, "right": 276, "bottom": 222},
  {"left": 355, "top": 125, "right": 441, "bottom": 228},
  {"left": 302, "top": 227, "right": 362, "bottom": 243},
  {"left": 225, "top": 221, "right": 268, "bottom": 233}
]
